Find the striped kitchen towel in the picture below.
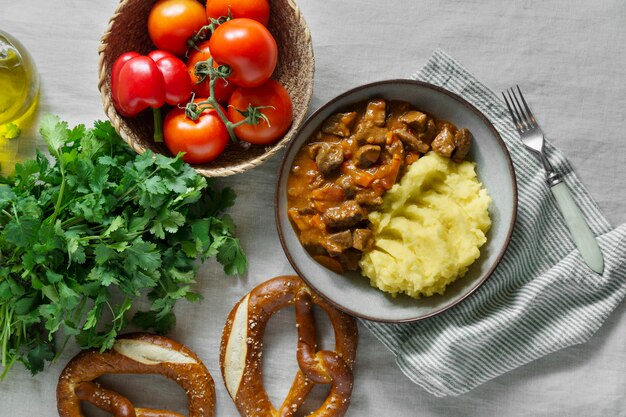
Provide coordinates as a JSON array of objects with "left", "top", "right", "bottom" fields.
[{"left": 361, "top": 49, "right": 626, "bottom": 397}]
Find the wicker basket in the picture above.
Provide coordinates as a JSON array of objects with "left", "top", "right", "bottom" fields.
[{"left": 98, "top": 0, "right": 314, "bottom": 177}]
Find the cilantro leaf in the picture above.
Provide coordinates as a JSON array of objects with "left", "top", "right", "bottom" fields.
[
  {"left": 25, "top": 343, "right": 55, "bottom": 375},
  {"left": 0, "top": 117, "right": 246, "bottom": 379},
  {"left": 39, "top": 114, "right": 69, "bottom": 156},
  {"left": 216, "top": 237, "right": 247, "bottom": 275}
]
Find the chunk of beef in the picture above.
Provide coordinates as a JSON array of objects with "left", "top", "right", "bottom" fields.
[
  {"left": 393, "top": 127, "right": 430, "bottom": 153},
  {"left": 337, "top": 175, "right": 357, "bottom": 199},
  {"left": 452, "top": 128, "right": 472, "bottom": 162},
  {"left": 309, "top": 143, "right": 344, "bottom": 176},
  {"left": 384, "top": 137, "right": 405, "bottom": 158},
  {"left": 323, "top": 230, "right": 353, "bottom": 257},
  {"left": 365, "top": 131, "right": 388, "bottom": 145},
  {"left": 431, "top": 126, "right": 455, "bottom": 157},
  {"left": 338, "top": 249, "right": 361, "bottom": 271},
  {"left": 352, "top": 124, "right": 388, "bottom": 146},
  {"left": 322, "top": 200, "right": 366, "bottom": 229},
  {"left": 352, "top": 228, "right": 374, "bottom": 251},
  {"left": 307, "top": 143, "right": 322, "bottom": 159},
  {"left": 297, "top": 206, "right": 316, "bottom": 215},
  {"left": 354, "top": 145, "right": 381, "bottom": 168},
  {"left": 424, "top": 119, "right": 438, "bottom": 142},
  {"left": 399, "top": 111, "right": 429, "bottom": 131},
  {"left": 322, "top": 112, "right": 358, "bottom": 137},
  {"left": 363, "top": 99, "right": 387, "bottom": 127},
  {"left": 355, "top": 191, "right": 384, "bottom": 209}
]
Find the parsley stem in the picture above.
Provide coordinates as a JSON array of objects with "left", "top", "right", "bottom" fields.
[
  {"left": 60, "top": 216, "right": 83, "bottom": 228},
  {"left": 1, "top": 303, "right": 10, "bottom": 367},
  {"left": 47, "top": 165, "right": 66, "bottom": 224},
  {"left": 54, "top": 336, "right": 71, "bottom": 363},
  {"left": 77, "top": 236, "right": 101, "bottom": 242},
  {"left": 0, "top": 303, "right": 21, "bottom": 379}
]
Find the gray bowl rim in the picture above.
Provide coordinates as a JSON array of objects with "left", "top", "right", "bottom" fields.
[{"left": 274, "top": 78, "right": 518, "bottom": 322}]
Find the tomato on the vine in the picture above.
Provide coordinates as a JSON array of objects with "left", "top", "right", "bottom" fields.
[
  {"left": 148, "top": 0, "right": 207, "bottom": 56},
  {"left": 228, "top": 79, "right": 293, "bottom": 145},
  {"left": 186, "top": 41, "right": 236, "bottom": 103},
  {"left": 209, "top": 18, "right": 277, "bottom": 88},
  {"left": 206, "top": 0, "right": 270, "bottom": 26},
  {"left": 163, "top": 102, "right": 229, "bottom": 164}
]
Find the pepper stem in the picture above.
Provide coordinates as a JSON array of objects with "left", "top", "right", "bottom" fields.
[{"left": 153, "top": 107, "right": 163, "bottom": 143}]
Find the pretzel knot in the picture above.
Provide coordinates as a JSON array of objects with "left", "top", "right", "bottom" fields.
[
  {"left": 56, "top": 333, "right": 215, "bottom": 417},
  {"left": 220, "top": 276, "right": 358, "bottom": 417}
]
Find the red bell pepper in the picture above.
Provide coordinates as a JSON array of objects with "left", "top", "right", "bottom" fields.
[
  {"left": 110, "top": 51, "right": 140, "bottom": 114},
  {"left": 147, "top": 50, "right": 193, "bottom": 105},
  {"left": 111, "top": 50, "right": 192, "bottom": 142}
]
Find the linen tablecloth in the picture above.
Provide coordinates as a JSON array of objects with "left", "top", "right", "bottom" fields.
[{"left": 1, "top": 0, "right": 625, "bottom": 416}]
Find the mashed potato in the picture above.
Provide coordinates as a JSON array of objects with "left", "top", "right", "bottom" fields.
[{"left": 359, "top": 151, "right": 491, "bottom": 298}]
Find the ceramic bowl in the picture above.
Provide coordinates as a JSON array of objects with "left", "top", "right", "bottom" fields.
[
  {"left": 275, "top": 79, "right": 518, "bottom": 322},
  {"left": 98, "top": 0, "right": 314, "bottom": 177}
]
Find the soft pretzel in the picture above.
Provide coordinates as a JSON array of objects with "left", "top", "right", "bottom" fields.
[
  {"left": 57, "top": 333, "right": 215, "bottom": 417},
  {"left": 220, "top": 275, "right": 358, "bottom": 417}
]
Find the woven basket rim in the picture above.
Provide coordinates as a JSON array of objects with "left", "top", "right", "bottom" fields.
[{"left": 98, "top": 0, "right": 315, "bottom": 177}]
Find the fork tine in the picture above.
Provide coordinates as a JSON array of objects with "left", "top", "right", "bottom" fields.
[
  {"left": 502, "top": 91, "right": 522, "bottom": 132},
  {"left": 516, "top": 85, "right": 537, "bottom": 126},
  {"left": 509, "top": 87, "right": 530, "bottom": 130},
  {"left": 506, "top": 88, "right": 527, "bottom": 131}
]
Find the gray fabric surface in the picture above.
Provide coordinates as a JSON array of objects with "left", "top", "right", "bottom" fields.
[
  {"left": 1, "top": 0, "right": 625, "bottom": 416},
  {"left": 362, "top": 49, "right": 626, "bottom": 397}
]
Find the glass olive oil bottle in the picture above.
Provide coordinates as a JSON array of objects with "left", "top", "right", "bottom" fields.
[{"left": 0, "top": 31, "right": 39, "bottom": 139}]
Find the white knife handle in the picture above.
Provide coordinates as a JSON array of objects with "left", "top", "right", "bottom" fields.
[{"left": 551, "top": 182, "right": 604, "bottom": 274}]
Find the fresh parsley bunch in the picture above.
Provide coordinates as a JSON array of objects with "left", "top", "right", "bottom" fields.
[{"left": 0, "top": 116, "right": 246, "bottom": 378}]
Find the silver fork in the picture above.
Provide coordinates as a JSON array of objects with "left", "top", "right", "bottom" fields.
[{"left": 502, "top": 86, "right": 604, "bottom": 274}]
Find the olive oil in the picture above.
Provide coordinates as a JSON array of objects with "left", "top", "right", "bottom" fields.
[{"left": 0, "top": 31, "right": 39, "bottom": 139}]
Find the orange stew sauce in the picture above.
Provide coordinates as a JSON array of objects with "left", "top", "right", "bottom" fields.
[{"left": 286, "top": 99, "right": 472, "bottom": 274}]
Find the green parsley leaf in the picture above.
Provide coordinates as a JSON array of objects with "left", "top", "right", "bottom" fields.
[
  {"left": 217, "top": 237, "right": 247, "bottom": 276},
  {"left": 25, "top": 343, "right": 55, "bottom": 375},
  {"left": 0, "top": 117, "right": 246, "bottom": 378}
]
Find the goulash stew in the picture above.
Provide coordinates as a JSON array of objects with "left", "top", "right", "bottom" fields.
[{"left": 286, "top": 99, "right": 472, "bottom": 274}]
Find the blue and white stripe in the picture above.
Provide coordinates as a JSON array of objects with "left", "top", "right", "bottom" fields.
[{"left": 361, "top": 49, "right": 626, "bottom": 397}]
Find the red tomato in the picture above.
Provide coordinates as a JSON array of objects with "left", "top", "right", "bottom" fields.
[
  {"left": 228, "top": 79, "right": 293, "bottom": 145},
  {"left": 209, "top": 18, "right": 277, "bottom": 88},
  {"left": 148, "top": 0, "right": 207, "bottom": 56},
  {"left": 206, "top": 0, "right": 270, "bottom": 26},
  {"left": 163, "top": 103, "right": 229, "bottom": 164},
  {"left": 186, "top": 41, "right": 236, "bottom": 103}
]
